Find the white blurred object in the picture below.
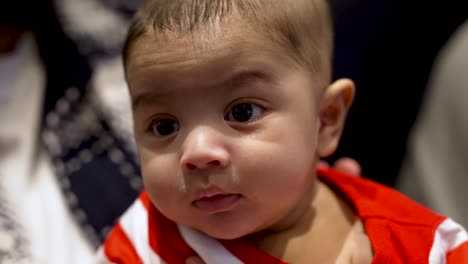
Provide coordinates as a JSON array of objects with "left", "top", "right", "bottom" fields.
[
  {"left": 398, "top": 20, "right": 468, "bottom": 228},
  {"left": 0, "top": 34, "right": 94, "bottom": 264},
  {"left": 53, "top": 0, "right": 142, "bottom": 63},
  {"left": 91, "top": 56, "right": 137, "bottom": 153}
]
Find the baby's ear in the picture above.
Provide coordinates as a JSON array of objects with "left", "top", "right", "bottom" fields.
[{"left": 317, "top": 78, "right": 355, "bottom": 157}]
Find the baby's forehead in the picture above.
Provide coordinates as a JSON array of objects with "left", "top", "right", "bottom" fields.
[
  {"left": 128, "top": 36, "right": 293, "bottom": 89},
  {"left": 128, "top": 24, "right": 297, "bottom": 74},
  {"left": 124, "top": 0, "right": 333, "bottom": 82},
  {"left": 126, "top": 10, "right": 296, "bottom": 67}
]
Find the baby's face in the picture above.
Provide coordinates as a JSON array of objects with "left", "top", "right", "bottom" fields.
[{"left": 126, "top": 25, "right": 325, "bottom": 239}]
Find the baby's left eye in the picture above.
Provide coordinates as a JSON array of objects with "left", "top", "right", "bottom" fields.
[{"left": 225, "top": 102, "right": 265, "bottom": 123}]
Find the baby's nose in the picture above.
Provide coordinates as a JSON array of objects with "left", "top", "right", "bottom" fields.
[{"left": 180, "top": 127, "right": 230, "bottom": 171}]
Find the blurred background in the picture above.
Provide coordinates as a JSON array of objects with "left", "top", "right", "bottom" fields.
[
  {"left": 0, "top": 0, "right": 467, "bottom": 262},
  {"left": 329, "top": 0, "right": 467, "bottom": 186}
]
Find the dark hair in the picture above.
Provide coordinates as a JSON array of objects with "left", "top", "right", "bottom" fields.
[{"left": 123, "top": 0, "right": 333, "bottom": 82}]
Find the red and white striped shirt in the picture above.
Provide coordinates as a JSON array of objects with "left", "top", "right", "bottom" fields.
[{"left": 96, "top": 168, "right": 468, "bottom": 263}]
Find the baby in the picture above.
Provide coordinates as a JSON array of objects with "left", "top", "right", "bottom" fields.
[{"left": 97, "top": 0, "right": 468, "bottom": 263}]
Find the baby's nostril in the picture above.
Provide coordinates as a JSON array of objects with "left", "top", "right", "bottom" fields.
[
  {"left": 186, "top": 163, "right": 196, "bottom": 170},
  {"left": 209, "top": 160, "right": 220, "bottom": 166}
]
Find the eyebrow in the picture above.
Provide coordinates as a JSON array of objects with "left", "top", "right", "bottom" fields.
[
  {"left": 131, "top": 70, "right": 273, "bottom": 111},
  {"left": 131, "top": 87, "right": 173, "bottom": 111},
  {"left": 223, "top": 70, "right": 271, "bottom": 90}
]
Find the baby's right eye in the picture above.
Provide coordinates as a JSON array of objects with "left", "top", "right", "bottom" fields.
[{"left": 150, "top": 117, "right": 180, "bottom": 137}]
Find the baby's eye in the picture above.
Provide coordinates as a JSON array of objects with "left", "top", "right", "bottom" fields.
[
  {"left": 150, "top": 118, "right": 180, "bottom": 137},
  {"left": 225, "top": 102, "right": 265, "bottom": 123}
]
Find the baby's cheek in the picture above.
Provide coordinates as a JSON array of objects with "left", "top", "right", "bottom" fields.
[
  {"left": 141, "top": 152, "right": 179, "bottom": 186},
  {"left": 142, "top": 165, "right": 173, "bottom": 201},
  {"left": 144, "top": 175, "right": 181, "bottom": 221},
  {"left": 142, "top": 162, "right": 189, "bottom": 214}
]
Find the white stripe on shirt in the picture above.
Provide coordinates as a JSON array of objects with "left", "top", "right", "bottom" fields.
[
  {"left": 178, "top": 225, "right": 244, "bottom": 264},
  {"left": 429, "top": 218, "right": 468, "bottom": 264},
  {"left": 119, "top": 199, "right": 165, "bottom": 264}
]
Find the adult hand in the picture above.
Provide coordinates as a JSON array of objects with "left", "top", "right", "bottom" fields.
[
  {"left": 185, "top": 157, "right": 362, "bottom": 264},
  {"left": 317, "top": 157, "right": 361, "bottom": 176}
]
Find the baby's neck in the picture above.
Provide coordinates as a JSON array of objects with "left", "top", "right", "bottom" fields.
[{"left": 246, "top": 181, "right": 356, "bottom": 263}]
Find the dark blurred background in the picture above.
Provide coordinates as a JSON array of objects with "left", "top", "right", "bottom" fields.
[{"left": 329, "top": 0, "right": 467, "bottom": 186}]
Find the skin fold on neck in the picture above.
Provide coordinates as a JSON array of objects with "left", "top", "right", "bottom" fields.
[{"left": 245, "top": 181, "right": 357, "bottom": 263}]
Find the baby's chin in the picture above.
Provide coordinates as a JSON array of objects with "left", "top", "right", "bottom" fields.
[{"left": 192, "top": 223, "right": 256, "bottom": 240}]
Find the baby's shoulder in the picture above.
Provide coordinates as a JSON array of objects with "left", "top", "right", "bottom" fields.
[
  {"left": 318, "top": 167, "right": 444, "bottom": 226},
  {"left": 318, "top": 168, "right": 468, "bottom": 263}
]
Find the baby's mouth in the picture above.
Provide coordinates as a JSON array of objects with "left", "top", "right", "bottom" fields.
[{"left": 193, "top": 194, "right": 242, "bottom": 214}]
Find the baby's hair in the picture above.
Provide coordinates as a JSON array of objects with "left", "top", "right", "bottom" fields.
[{"left": 123, "top": 0, "right": 333, "bottom": 82}]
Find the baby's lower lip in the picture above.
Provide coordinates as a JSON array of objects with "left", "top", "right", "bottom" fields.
[{"left": 193, "top": 194, "right": 241, "bottom": 213}]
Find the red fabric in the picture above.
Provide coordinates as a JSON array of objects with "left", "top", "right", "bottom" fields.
[
  {"left": 447, "top": 241, "right": 468, "bottom": 263},
  {"left": 148, "top": 204, "right": 196, "bottom": 263},
  {"left": 103, "top": 223, "right": 143, "bottom": 264},
  {"left": 316, "top": 168, "right": 447, "bottom": 264},
  {"left": 142, "top": 192, "right": 196, "bottom": 264},
  {"left": 103, "top": 168, "right": 467, "bottom": 263}
]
